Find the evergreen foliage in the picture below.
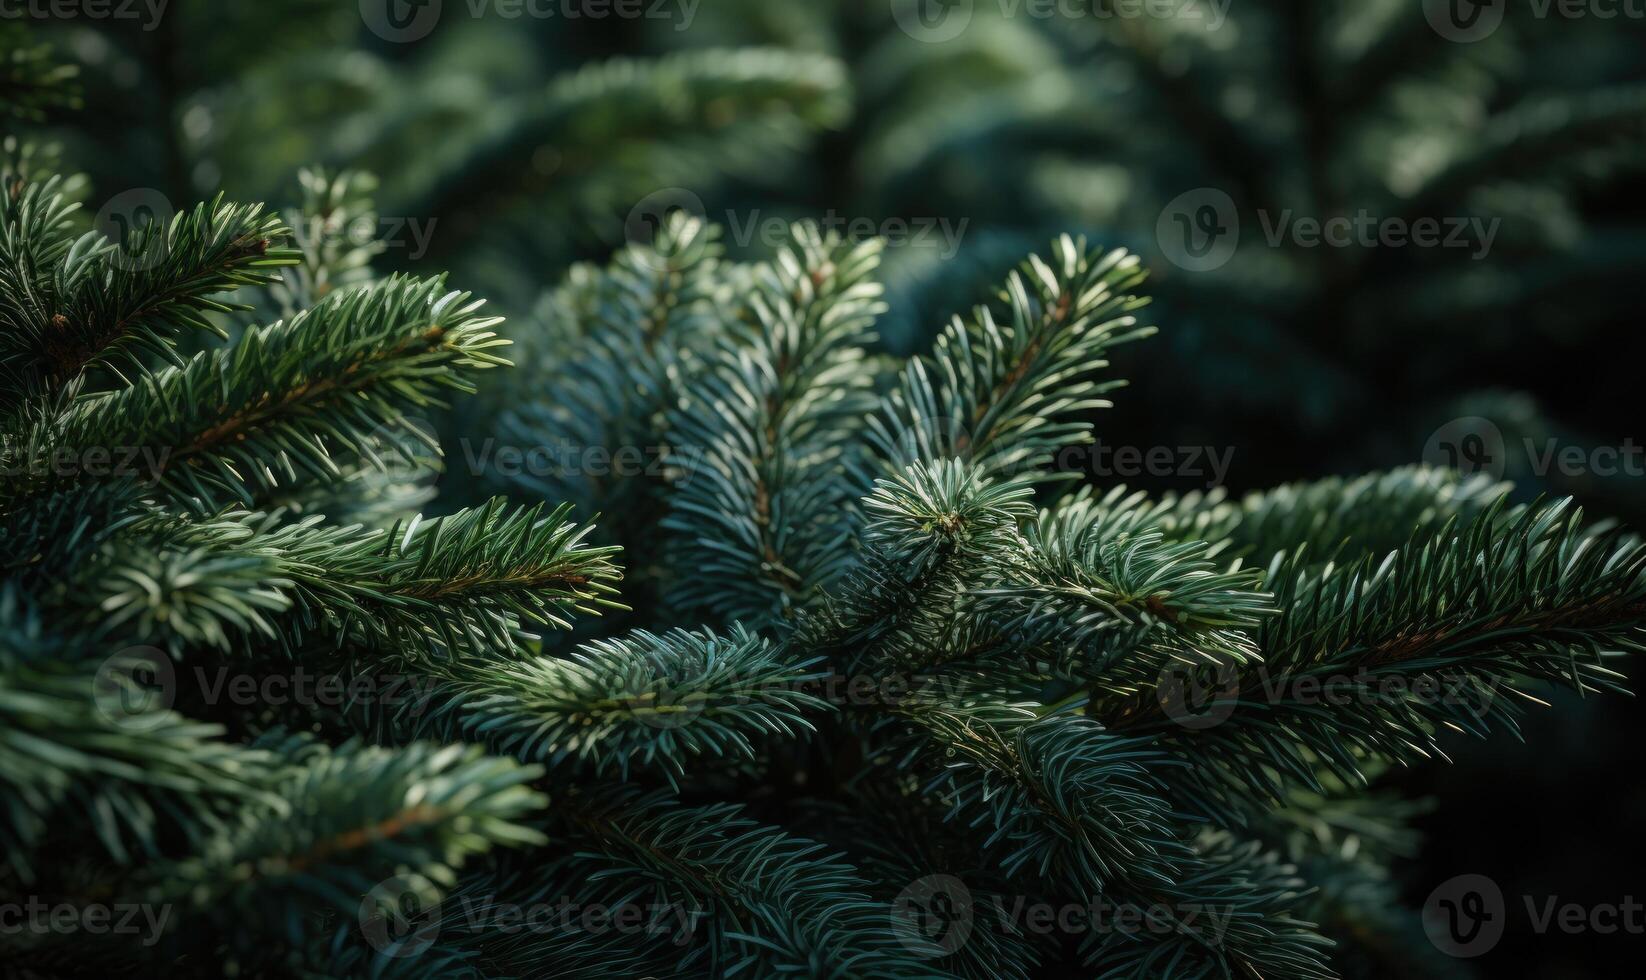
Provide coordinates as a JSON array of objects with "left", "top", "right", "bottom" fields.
[
  {"left": 626, "top": 0, "right": 1646, "bottom": 517},
  {"left": 5, "top": 147, "right": 1641, "bottom": 976}
]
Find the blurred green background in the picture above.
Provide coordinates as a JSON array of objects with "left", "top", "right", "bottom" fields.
[{"left": 8, "top": 1, "right": 1645, "bottom": 974}]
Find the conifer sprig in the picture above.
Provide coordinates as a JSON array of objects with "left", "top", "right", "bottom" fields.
[
  {"left": 664, "top": 223, "right": 886, "bottom": 625},
  {"left": 45, "top": 274, "right": 508, "bottom": 512}
]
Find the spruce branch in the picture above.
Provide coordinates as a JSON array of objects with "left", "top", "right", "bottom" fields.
[
  {"left": 1067, "top": 465, "right": 1512, "bottom": 567},
  {"left": 154, "top": 741, "right": 545, "bottom": 950},
  {"left": 56, "top": 500, "right": 621, "bottom": 658},
  {"left": 0, "top": 24, "right": 79, "bottom": 122},
  {"left": 43, "top": 274, "right": 508, "bottom": 513},
  {"left": 0, "top": 609, "right": 278, "bottom": 881},
  {"left": 1102, "top": 498, "right": 1646, "bottom": 813},
  {"left": 17, "top": 190, "right": 298, "bottom": 396},
  {"left": 663, "top": 222, "right": 886, "bottom": 625},
  {"left": 396, "top": 48, "right": 851, "bottom": 245},
  {"left": 799, "top": 458, "right": 1034, "bottom": 672},
  {"left": 413, "top": 626, "right": 828, "bottom": 787},
  {"left": 494, "top": 212, "right": 726, "bottom": 525},
  {"left": 898, "top": 710, "right": 1334, "bottom": 979},
  {"left": 554, "top": 788, "right": 936, "bottom": 977},
  {"left": 270, "top": 167, "right": 386, "bottom": 317},
  {"left": 984, "top": 498, "right": 1274, "bottom": 692},
  {"left": 867, "top": 236, "right": 1153, "bottom": 485}
]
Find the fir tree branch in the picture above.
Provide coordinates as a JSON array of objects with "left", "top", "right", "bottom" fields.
[
  {"left": 1102, "top": 499, "right": 1646, "bottom": 814},
  {"left": 153, "top": 741, "right": 545, "bottom": 950},
  {"left": 412, "top": 626, "right": 827, "bottom": 788},
  {"left": 663, "top": 223, "right": 886, "bottom": 625},
  {"left": 39, "top": 274, "right": 508, "bottom": 513},
  {"left": 866, "top": 237, "right": 1153, "bottom": 486},
  {"left": 16, "top": 190, "right": 298, "bottom": 396},
  {"left": 58, "top": 499, "right": 621, "bottom": 658},
  {"left": 555, "top": 788, "right": 937, "bottom": 977},
  {"left": 797, "top": 458, "right": 1034, "bottom": 672}
]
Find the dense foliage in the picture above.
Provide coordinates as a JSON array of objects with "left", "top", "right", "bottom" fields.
[
  {"left": 4, "top": 4, "right": 1644, "bottom": 976},
  {"left": 3, "top": 151, "right": 1642, "bottom": 975}
]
